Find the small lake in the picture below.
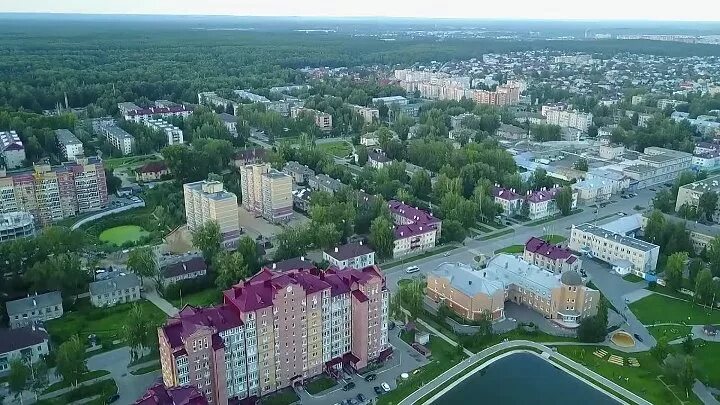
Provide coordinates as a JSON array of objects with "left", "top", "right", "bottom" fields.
[{"left": 433, "top": 352, "right": 619, "bottom": 405}]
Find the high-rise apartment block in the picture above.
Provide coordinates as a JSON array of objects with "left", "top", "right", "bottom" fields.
[
  {"left": 94, "top": 120, "right": 134, "bottom": 155},
  {"left": 0, "top": 131, "right": 26, "bottom": 169},
  {"left": 0, "top": 157, "right": 108, "bottom": 226},
  {"left": 158, "top": 265, "right": 390, "bottom": 404},
  {"left": 240, "top": 163, "right": 293, "bottom": 223},
  {"left": 394, "top": 69, "right": 522, "bottom": 106},
  {"left": 183, "top": 180, "right": 241, "bottom": 249},
  {"left": 55, "top": 129, "right": 84, "bottom": 161}
]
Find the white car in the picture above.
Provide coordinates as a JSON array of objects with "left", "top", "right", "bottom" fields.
[
  {"left": 381, "top": 382, "right": 391, "bottom": 392},
  {"left": 405, "top": 266, "right": 419, "bottom": 274}
]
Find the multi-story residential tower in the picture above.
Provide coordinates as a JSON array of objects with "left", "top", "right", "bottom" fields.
[
  {"left": 240, "top": 163, "right": 269, "bottom": 213},
  {"left": 0, "top": 157, "right": 108, "bottom": 226},
  {"left": 158, "top": 265, "right": 390, "bottom": 405},
  {"left": 260, "top": 169, "right": 293, "bottom": 223},
  {"left": 55, "top": 129, "right": 84, "bottom": 161},
  {"left": 183, "top": 180, "right": 241, "bottom": 249}
]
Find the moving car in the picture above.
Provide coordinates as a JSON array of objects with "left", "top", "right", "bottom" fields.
[
  {"left": 364, "top": 373, "right": 377, "bottom": 381},
  {"left": 343, "top": 382, "right": 356, "bottom": 391},
  {"left": 405, "top": 266, "right": 420, "bottom": 274},
  {"left": 374, "top": 386, "right": 383, "bottom": 395},
  {"left": 381, "top": 382, "right": 391, "bottom": 392}
]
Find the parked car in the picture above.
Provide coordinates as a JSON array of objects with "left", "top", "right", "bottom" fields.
[
  {"left": 381, "top": 382, "right": 391, "bottom": 392},
  {"left": 364, "top": 373, "right": 377, "bottom": 381},
  {"left": 388, "top": 321, "right": 396, "bottom": 331},
  {"left": 633, "top": 333, "right": 644, "bottom": 342},
  {"left": 357, "top": 393, "right": 367, "bottom": 402},
  {"left": 405, "top": 266, "right": 419, "bottom": 274},
  {"left": 107, "top": 394, "right": 120, "bottom": 403},
  {"left": 343, "top": 382, "right": 356, "bottom": 391},
  {"left": 374, "top": 386, "right": 383, "bottom": 395}
]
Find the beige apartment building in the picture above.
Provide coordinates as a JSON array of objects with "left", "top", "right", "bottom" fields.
[
  {"left": 183, "top": 179, "right": 241, "bottom": 248},
  {"left": 569, "top": 223, "right": 659, "bottom": 275},
  {"left": 261, "top": 169, "right": 293, "bottom": 223},
  {"left": 675, "top": 174, "right": 720, "bottom": 221},
  {"left": 349, "top": 105, "right": 379, "bottom": 123},
  {"left": 623, "top": 147, "right": 692, "bottom": 190},
  {"left": 426, "top": 255, "right": 599, "bottom": 327},
  {"left": 240, "top": 163, "right": 268, "bottom": 213}
]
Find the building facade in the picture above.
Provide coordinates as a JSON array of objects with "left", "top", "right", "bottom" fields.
[
  {"left": 55, "top": 129, "right": 84, "bottom": 161},
  {"left": 0, "top": 131, "right": 26, "bottom": 169},
  {"left": 140, "top": 118, "right": 185, "bottom": 145},
  {"left": 6, "top": 291, "right": 63, "bottom": 329},
  {"left": 0, "top": 325, "right": 50, "bottom": 375},
  {"left": 96, "top": 121, "right": 135, "bottom": 155},
  {"left": 158, "top": 265, "right": 389, "bottom": 404},
  {"left": 349, "top": 105, "right": 379, "bottom": 123},
  {"left": 290, "top": 107, "right": 333, "bottom": 131},
  {"left": 545, "top": 109, "right": 593, "bottom": 132},
  {"left": 136, "top": 161, "right": 170, "bottom": 182},
  {"left": 388, "top": 200, "right": 442, "bottom": 258},
  {"left": 184, "top": 180, "right": 241, "bottom": 248},
  {"left": 89, "top": 273, "right": 142, "bottom": 307},
  {"left": 323, "top": 242, "right": 375, "bottom": 270},
  {"left": 492, "top": 186, "right": 523, "bottom": 217},
  {"left": 523, "top": 237, "right": 581, "bottom": 274},
  {"left": 622, "top": 147, "right": 692, "bottom": 190},
  {"left": 426, "top": 255, "right": 599, "bottom": 327},
  {"left": 0, "top": 157, "right": 108, "bottom": 226},
  {"left": 134, "top": 383, "right": 209, "bottom": 405},
  {"left": 569, "top": 223, "right": 660, "bottom": 275},
  {"left": 0, "top": 211, "right": 35, "bottom": 242},
  {"left": 260, "top": 169, "right": 293, "bottom": 223}
]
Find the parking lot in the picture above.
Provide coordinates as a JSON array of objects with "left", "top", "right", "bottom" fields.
[{"left": 298, "top": 330, "right": 429, "bottom": 405}]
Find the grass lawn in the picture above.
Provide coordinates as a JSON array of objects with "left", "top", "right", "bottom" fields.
[
  {"left": 99, "top": 225, "right": 150, "bottom": 245},
  {"left": 478, "top": 228, "right": 514, "bottom": 240},
  {"left": 556, "top": 345, "right": 700, "bottom": 405},
  {"left": 317, "top": 141, "right": 352, "bottom": 157},
  {"left": 693, "top": 342, "right": 720, "bottom": 388},
  {"left": 42, "top": 370, "right": 110, "bottom": 394},
  {"left": 37, "top": 379, "right": 118, "bottom": 405},
  {"left": 494, "top": 244, "right": 524, "bottom": 254},
  {"left": 104, "top": 154, "right": 158, "bottom": 171},
  {"left": 541, "top": 234, "right": 566, "bottom": 243},
  {"left": 262, "top": 387, "right": 300, "bottom": 405},
  {"left": 629, "top": 293, "right": 720, "bottom": 325},
  {"left": 623, "top": 274, "right": 646, "bottom": 283},
  {"left": 130, "top": 363, "right": 161, "bottom": 375},
  {"left": 377, "top": 335, "right": 466, "bottom": 405},
  {"left": 304, "top": 375, "right": 338, "bottom": 394},
  {"left": 46, "top": 299, "right": 167, "bottom": 350},
  {"left": 170, "top": 287, "right": 222, "bottom": 309},
  {"left": 647, "top": 325, "right": 693, "bottom": 342}
]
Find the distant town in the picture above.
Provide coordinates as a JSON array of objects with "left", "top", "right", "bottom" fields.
[{"left": 0, "top": 14, "right": 720, "bottom": 405}]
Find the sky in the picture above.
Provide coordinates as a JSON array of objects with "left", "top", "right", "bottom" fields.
[{"left": 1, "top": 0, "right": 720, "bottom": 21}]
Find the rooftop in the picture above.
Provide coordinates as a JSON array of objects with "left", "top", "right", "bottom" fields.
[
  {"left": 55, "top": 129, "right": 82, "bottom": 146},
  {"left": 161, "top": 256, "right": 207, "bottom": 279},
  {"left": 325, "top": 242, "right": 374, "bottom": 261},
  {"left": 134, "top": 383, "right": 209, "bottom": 405},
  {"left": 524, "top": 237, "right": 576, "bottom": 262},
  {"left": 0, "top": 325, "right": 49, "bottom": 355},
  {"left": 0, "top": 211, "right": 34, "bottom": 231},
  {"left": 573, "top": 223, "right": 659, "bottom": 252},
  {"left": 6, "top": 291, "right": 62, "bottom": 316},
  {"left": 679, "top": 174, "right": 720, "bottom": 193},
  {"left": 136, "top": 161, "right": 168, "bottom": 174},
  {"left": 431, "top": 262, "right": 505, "bottom": 297},
  {"left": 89, "top": 273, "right": 141, "bottom": 296}
]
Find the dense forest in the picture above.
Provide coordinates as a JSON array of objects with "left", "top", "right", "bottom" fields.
[{"left": 1, "top": 18, "right": 720, "bottom": 114}]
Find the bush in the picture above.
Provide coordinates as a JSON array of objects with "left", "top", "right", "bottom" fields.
[{"left": 163, "top": 275, "right": 215, "bottom": 300}]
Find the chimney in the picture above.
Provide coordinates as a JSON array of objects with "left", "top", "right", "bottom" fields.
[
  {"left": 468, "top": 280, "right": 472, "bottom": 285},
  {"left": 359, "top": 241, "right": 363, "bottom": 245},
  {"left": 272, "top": 263, "right": 277, "bottom": 270},
  {"left": 335, "top": 247, "right": 339, "bottom": 253},
  {"left": 33, "top": 299, "right": 37, "bottom": 307},
  {"left": 301, "top": 256, "right": 305, "bottom": 261},
  {"left": 483, "top": 272, "right": 486, "bottom": 277},
  {"left": 400, "top": 231, "right": 404, "bottom": 237}
]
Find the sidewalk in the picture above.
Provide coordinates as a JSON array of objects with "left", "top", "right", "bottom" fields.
[
  {"left": 403, "top": 308, "right": 473, "bottom": 357},
  {"left": 142, "top": 278, "right": 179, "bottom": 316}
]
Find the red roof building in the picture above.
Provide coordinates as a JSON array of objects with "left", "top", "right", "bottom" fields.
[
  {"left": 135, "top": 383, "right": 209, "bottom": 405},
  {"left": 523, "top": 236, "right": 581, "bottom": 274}
]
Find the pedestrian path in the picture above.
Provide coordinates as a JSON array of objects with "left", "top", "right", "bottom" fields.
[{"left": 142, "top": 278, "right": 179, "bottom": 316}]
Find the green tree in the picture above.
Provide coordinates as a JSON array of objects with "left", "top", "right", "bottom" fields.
[
  {"left": 214, "top": 251, "right": 250, "bottom": 290},
  {"left": 665, "top": 252, "right": 688, "bottom": 291},
  {"left": 555, "top": 186, "right": 574, "bottom": 216},
  {"left": 707, "top": 237, "right": 720, "bottom": 277},
  {"left": 389, "top": 291, "right": 404, "bottom": 322},
  {"left": 25, "top": 253, "right": 86, "bottom": 300},
  {"left": 398, "top": 279, "right": 424, "bottom": 320},
  {"left": 694, "top": 268, "right": 716, "bottom": 306},
  {"left": 573, "top": 158, "right": 589, "bottom": 171},
  {"left": 651, "top": 339, "right": 670, "bottom": 362},
  {"left": 104, "top": 169, "right": 122, "bottom": 194},
  {"left": 439, "top": 219, "right": 466, "bottom": 244},
  {"left": 55, "top": 335, "right": 87, "bottom": 386},
  {"left": 682, "top": 335, "right": 695, "bottom": 354},
  {"left": 644, "top": 210, "right": 666, "bottom": 246},
  {"left": 236, "top": 236, "right": 260, "bottom": 274},
  {"left": 126, "top": 247, "right": 157, "bottom": 286},
  {"left": 663, "top": 354, "right": 696, "bottom": 398},
  {"left": 698, "top": 191, "right": 718, "bottom": 222},
  {"left": 577, "top": 299, "right": 608, "bottom": 343},
  {"left": 191, "top": 221, "right": 222, "bottom": 262},
  {"left": 274, "top": 225, "right": 310, "bottom": 261},
  {"left": 410, "top": 170, "right": 432, "bottom": 200},
  {"left": 123, "top": 303, "right": 155, "bottom": 361},
  {"left": 29, "top": 359, "right": 49, "bottom": 401},
  {"left": 8, "top": 358, "right": 29, "bottom": 404},
  {"left": 355, "top": 147, "right": 368, "bottom": 166},
  {"left": 369, "top": 216, "right": 395, "bottom": 259}
]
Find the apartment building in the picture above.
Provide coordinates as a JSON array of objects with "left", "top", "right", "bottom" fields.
[
  {"left": 623, "top": 147, "right": 692, "bottom": 190},
  {"left": 0, "top": 131, "right": 26, "bottom": 169},
  {"left": 523, "top": 237, "right": 581, "bottom": 274},
  {"left": 261, "top": 169, "right": 293, "bottom": 223},
  {"left": 0, "top": 325, "right": 50, "bottom": 375},
  {"left": 492, "top": 186, "right": 523, "bottom": 217},
  {"left": 0, "top": 157, "right": 108, "bottom": 226},
  {"left": 545, "top": 109, "right": 593, "bottom": 132},
  {"left": 140, "top": 118, "right": 185, "bottom": 145},
  {"left": 158, "top": 265, "right": 389, "bottom": 404},
  {"left": 183, "top": 180, "right": 241, "bottom": 249},
  {"left": 367, "top": 150, "right": 391, "bottom": 169},
  {"left": 198, "top": 92, "right": 235, "bottom": 112},
  {"left": 308, "top": 173, "right": 344, "bottom": 194},
  {"left": 160, "top": 254, "right": 208, "bottom": 286},
  {"left": 233, "top": 90, "right": 270, "bottom": 103},
  {"left": 234, "top": 148, "right": 266, "bottom": 168},
  {"left": 290, "top": 107, "right": 333, "bottom": 131},
  {"left": 426, "top": 255, "right": 599, "bottom": 326},
  {"left": 123, "top": 105, "right": 192, "bottom": 121},
  {"left": 526, "top": 187, "right": 577, "bottom": 220},
  {"left": 349, "top": 105, "right": 379, "bottom": 123},
  {"left": 240, "top": 163, "right": 269, "bottom": 213},
  {"left": 6, "top": 291, "right": 63, "bottom": 329},
  {"left": 569, "top": 223, "right": 660, "bottom": 275},
  {"left": 641, "top": 211, "right": 720, "bottom": 254},
  {"left": 388, "top": 200, "right": 442, "bottom": 258},
  {"left": 96, "top": 121, "right": 134, "bottom": 155},
  {"left": 118, "top": 102, "right": 141, "bottom": 115},
  {"left": 675, "top": 174, "right": 720, "bottom": 220},
  {"left": 323, "top": 242, "right": 375, "bottom": 270},
  {"left": 0, "top": 211, "right": 35, "bottom": 242},
  {"left": 55, "top": 129, "right": 84, "bottom": 161},
  {"left": 598, "top": 144, "right": 625, "bottom": 160},
  {"left": 283, "top": 161, "right": 315, "bottom": 185},
  {"left": 371, "top": 96, "right": 408, "bottom": 107},
  {"left": 136, "top": 161, "right": 170, "bottom": 182},
  {"left": 89, "top": 273, "right": 141, "bottom": 307}
]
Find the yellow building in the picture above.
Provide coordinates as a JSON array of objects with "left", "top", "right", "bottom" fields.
[{"left": 183, "top": 179, "right": 240, "bottom": 248}]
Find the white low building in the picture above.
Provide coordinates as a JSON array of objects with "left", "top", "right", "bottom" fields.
[
  {"left": 569, "top": 223, "right": 659, "bottom": 275},
  {"left": 0, "top": 325, "right": 50, "bottom": 375},
  {"left": 89, "top": 273, "right": 141, "bottom": 307},
  {"left": 323, "top": 242, "right": 375, "bottom": 270}
]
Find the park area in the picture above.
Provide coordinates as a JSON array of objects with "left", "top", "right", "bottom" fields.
[
  {"left": 46, "top": 299, "right": 166, "bottom": 350},
  {"left": 628, "top": 293, "right": 720, "bottom": 325},
  {"left": 99, "top": 225, "right": 150, "bottom": 246},
  {"left": 317, "top": 141, "right": 353, "bottom": 157}
]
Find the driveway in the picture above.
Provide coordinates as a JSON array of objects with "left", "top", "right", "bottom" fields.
[
  {"left": 299, "top": 331, "right": 428, "bottom": 405},
  {"left": 87, "top": 347, "right": 160, "bottom": 405}
]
